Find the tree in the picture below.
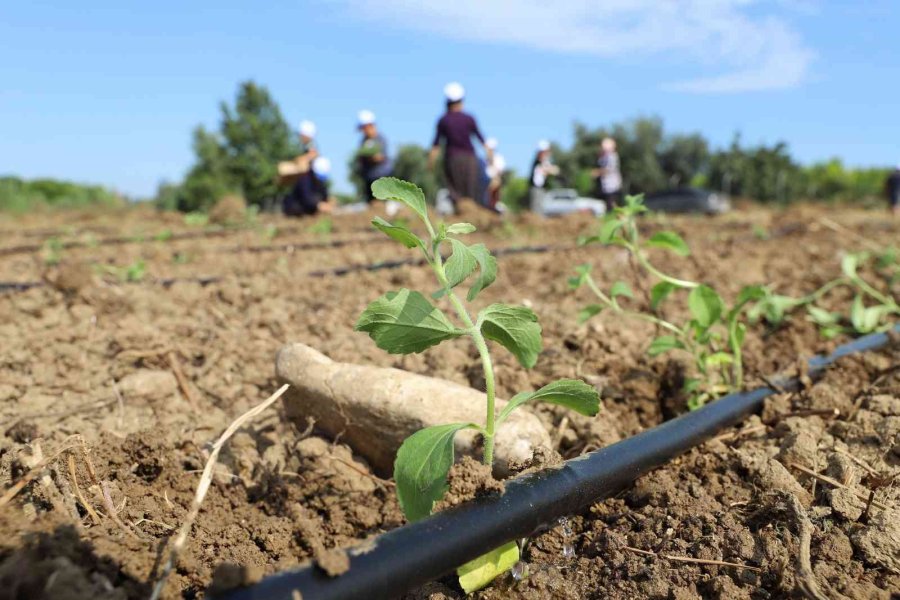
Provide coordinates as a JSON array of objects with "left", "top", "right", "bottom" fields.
[{"left": 165, "top": 81, "right": 299, "bottom": 212}]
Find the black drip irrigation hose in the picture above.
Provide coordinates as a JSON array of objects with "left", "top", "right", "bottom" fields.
[{"left": 218, "top": 324, "right": 899, "bottom": 600}]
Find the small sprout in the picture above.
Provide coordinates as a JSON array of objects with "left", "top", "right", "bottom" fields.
[
  {"left": 356, "top": 177, "right": 600, "bottom": 591},
  {"left": 42, "top": 237, "right": 64, "bottom": 265},
  {"left": 154, "top": 229, "right": 173, "bottom": 242},
  {"left": 309, "top": 216, "right": 333, "bottom": 236},
  {"left": 184, "top": 212, "right": 209, "bottom": 227}
]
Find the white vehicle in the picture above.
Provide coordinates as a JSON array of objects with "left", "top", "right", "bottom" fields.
[{"left": 531, "top": 188, "right": 607, "bottom": 217}]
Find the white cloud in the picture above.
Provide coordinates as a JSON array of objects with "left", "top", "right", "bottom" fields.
[{"left": 333, "top": 0, "right": 815, "bottom": 93}]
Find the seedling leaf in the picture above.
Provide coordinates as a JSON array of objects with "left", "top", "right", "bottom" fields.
[
  {"left": 447, "top": 222, "right": 476, "bottom": 235},
  {"left": 497, "top": 378, "right": 600, "bottom": 423},
  {"left": 705, "top": 352, "right": 734, "bottom": 367},
  {"left": 646, "top": 231, "right": 690, "bottom": 257},
  {"left": 807, "top": 306, "right": 839, "bottom": 326},
  {"left": 688, "top": 285, "right": 724, "bottom": 328},
  {"left": 457, "top": 541, "right": 520, "bottom": 593},
  {"left": 467, "top": 244, "right": 498, "bottom": 300},
  {"left": 650, "top": 281, "right": 677, "bottom": 311},
  {"left": 598, "top": 216, "right": 625, "bottom": 244},
  {"left": 480, "top": 304, "right": 542, "bottom": 368},
  {"left": 568, "top": 264, "right": 591, "bottom": 289},
  {"left": 444, "top": 239, "right": 477, "bottom": 289},
  {"left": 371, "top": 216, "right": 425, "bottom": 250},
  {"left": 648, "top": 335, "right": 684, "bottom": 356},
  {"left": 578, "top": 304, "right": 604, "bottom": 323},
  {"left": 371, "top": 177, "right": 428, "bottom": 223},
  {"left": 610, "top": 281, "right": 633, "bottom": 301},
  {"left": 394, "top": 422, "right": 476, "bottom": 522},
  {"left": 356, "top": 289, "right": 463, "bottom": 354}
]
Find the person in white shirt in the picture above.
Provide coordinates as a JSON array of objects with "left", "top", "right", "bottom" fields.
[
  {"left": 593, "top": 137, "right": 623, "bottom": 211},
  {"left": 529, "top": 140, "right": 560, "bottom": 210},
  {"left": 483, "top": 137, "right": 506, "bottom": 211}
]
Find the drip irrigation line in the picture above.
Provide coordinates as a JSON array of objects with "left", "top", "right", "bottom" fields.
[
  {"left": 0, "top": 245, "right": 571, "bottom": 294},
  {"left": 217, "top": 324, "right": 899, "bottom": 600},
  {"left": 224, "top": 234, "right": 385, "bottom": 254}
]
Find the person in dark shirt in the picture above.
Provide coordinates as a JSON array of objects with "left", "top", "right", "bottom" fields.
[
  {"left": 428, "top": 82, "right": 493, "bottom": 207},
  {"left": 356, "top": 110, "right": 394, "bottom": 202},
  {"left": 283, "top": 156, "right": 333, "bottom": 216},
  {"left": 886, "top": 165, "right": 900, "bottom": 216}
]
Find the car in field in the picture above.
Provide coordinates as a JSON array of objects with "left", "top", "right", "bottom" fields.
[
  {"left": 531, "top": 188, "right": 607, "bottom": 217},
  {"left": 642, "top": 188, "right": 730, "bottom": 214}
]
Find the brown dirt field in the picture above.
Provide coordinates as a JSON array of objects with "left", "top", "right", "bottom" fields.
[{"left": 0, "top": 203, "right": 898, "bottom": 599}]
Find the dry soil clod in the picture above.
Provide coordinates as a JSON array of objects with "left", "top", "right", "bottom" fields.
[{"left": 276, "top": 343, "right": 552, "bottom": 476}]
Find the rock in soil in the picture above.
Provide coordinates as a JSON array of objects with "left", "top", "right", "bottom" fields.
[{"left": 276, "top": 343, "right": 551, "bottom": 476}]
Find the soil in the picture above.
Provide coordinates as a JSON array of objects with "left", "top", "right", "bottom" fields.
[{"left": 0, "top": 203, "right": 897, "bottom": 599}]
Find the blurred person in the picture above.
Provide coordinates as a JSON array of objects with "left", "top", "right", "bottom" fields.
[
  {"left": 355, "top": 110, "right": 394, "bottom": 203},
  {"left": 593, "top": 137, "right": 623, "bottom": 212},
  {"left": 483, "top": 137, "right": 507, "bottom": 211},
  {"left": 283, "top": 156, "right": 334, "bottom": 216},
  {"left": 886, "top": 164, "right": 900, "bottom": 216},
  {"left": 280, "top": 119, "right": 324, "bottom": 216},
  {"left": 528, "top": 140, "right": 559, "bottom": 210},
  {"left": 428, "top": 82, "right": 493, "bottom": 207}
]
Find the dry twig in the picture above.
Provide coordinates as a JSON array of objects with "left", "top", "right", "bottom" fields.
[
  {"left": 0, "top": 440, "right": 82, "bottom": 507},
  {"left": 67, "top": 454, "right": 100, "bottom": 524},
  {"left": 788, "top": 462, "right": 889, "bottom": 510},
  {"left": 785, "top": 493, "right": 830, "bottom": 600},
  {"left": 624, "top": 546, "right": 760, "bottom": 572},
  {"left": 149, "top": 384, "right": 289, "bottom": 600}
]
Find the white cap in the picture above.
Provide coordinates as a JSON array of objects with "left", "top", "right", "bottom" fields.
[
  {"left": 493, "top": 154, "right": 507, "bottom": 172},
  {"left": 537, "top": 139, "right": 550, "bottom": 152},
  {"left": 299, "top": 120, "right": 316, "bottom": 138},
  {"left": 444, "top": 81, "right": 465, "bottom": 102},
  {"left": 485, "top": 137, "right": 498, "bottom": 150},
  {"left": 357, "top": 109, "right": 376, "bottom": 127},
  {"left": 312, "top": 156, "right": 331, "bottom": 176}
]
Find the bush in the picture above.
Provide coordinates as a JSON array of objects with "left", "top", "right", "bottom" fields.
[{"left": 0, "top": 176, "right": 123, "bottom": 213}]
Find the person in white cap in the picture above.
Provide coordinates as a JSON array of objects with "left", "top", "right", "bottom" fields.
[
  {"left": 483, "top": 138, "right": 507, "bottom": 211},
  {"left": 528, "top": 140, "right": 560, "bottom": 210},
  {"left": 593, "top": 137, "right": 623, "bottom": 211},
  {"left": 886, "top": 164, "right": 900, "bottom": 216},
  {"left": 283, "top": 154, "right": 334, "bottom": 216},
  {"left": 355, "top": 110, "right": 394, "bottom": 202},
  {"left": 428, "top": 82, "right": 493, "bottom": 208}
]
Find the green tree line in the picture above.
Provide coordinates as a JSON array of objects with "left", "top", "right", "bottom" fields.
[{"left": 0, "top": 176, "right": 123, "bottom": 213}]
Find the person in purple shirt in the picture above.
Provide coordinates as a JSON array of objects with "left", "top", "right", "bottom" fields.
[{"left": 428, "top": 82, "right": 493, "bottom": 207}]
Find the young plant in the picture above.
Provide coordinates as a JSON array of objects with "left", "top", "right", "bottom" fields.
[
  {"left": 356, "top": 177, "right": 600, "bottom": 591},
  {"left": 750, "top": 251, "right": 899, "bottom": 338},
  {"left": 573, "top": 195, "right": 763, "bottom": 409},
  {"left": 42, "top": 237, "right": 64, "bottom": 266}
]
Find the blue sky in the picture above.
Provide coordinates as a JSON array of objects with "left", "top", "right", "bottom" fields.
[{"left": 1, "top": 0, "right": 898, "bottom": 198}]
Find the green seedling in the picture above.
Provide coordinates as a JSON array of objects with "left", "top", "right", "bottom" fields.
[
  {"left": 574, "top": 195, "right": 763, "bottom": 409},
  {"left": 749, "top": 251, "right": 898, "bottom": 337},
  {"left": 261, "top": 224, "right": 279, "bottom": 242},
  {"left": 184, "top": 212, "right": 209, "bottom": 227},
  {"left": 357, "top": 177, "right": 600, "bottom": 592},
  {"left": 172, "top": 252, "right": 191, "bottom": 265},
  {"left": 101, "top": 259, "right": 147, "bottom": 283},
  {"left": 308, "top": 216, "right": 333, "bottom": 236},
  {"left": 154, "top": 229, "right": 174, "bottom": 242},
  {"left": 42, "top": 237, "right": 64, "bottom": 265}
]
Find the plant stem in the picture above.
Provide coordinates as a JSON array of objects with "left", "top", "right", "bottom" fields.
[
  {"left": 632, "top": 249, "right": 700, "bottom": 289},
  {"left": 584, "top": 275, "right": 684, "bottom": 337},
  {"left": 430, "top": 243, "right": 498, "bottom": 467}
]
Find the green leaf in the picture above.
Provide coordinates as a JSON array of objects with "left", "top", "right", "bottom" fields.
[
  {"left": 688, "top": 285, "right": 724, "bottom": 328},
  {"left": 622, "top": 194, "right": 647, "bottom": 215},
  {"left": 447, "top": 222, "right": 476, "bottom": 235},
  {"left": 371, "top": 177, "right": 428, "bottom": 223},
  {"left": 646, "top": 231, "right": 690, "bottom": 257},
  {"left": 610, "top": 281, "right": 633, "bottom": 300},
  {"left": 457, "top": 542, "right": 520, "bottom": 593},
  {"left": 841, "top": 253, "right": 863, "bottom": 278},
  {"left": 807, "top": 305, "right": 839, "bottom": 326},
  {"left": 394, "top": 423, "right": 476, "bottom": 522},
  {"left": 705, "top": 352, "right": 734, "bottom": 367},
  {"left": 850, "top": 295, "right": 866, "bottom": 332},
  {"left": 466, "top": 244, "right": 498, "bottom": 301},
  {"left": 355, "top": 289, "right": 462, "bottom": 354},
  {"left": 568, "top": 264, "right": 592, "bottom": 289},
  {"left": 578, "top": 304, "right": 604, "bottom": 323},
  {"left": 597, "top": 216, "right": 625, "bottom": 244},
  {"left": 371, "top": 216, "right": 425, "bottom": 250},
  {"left": 650, "top": 281, "right": 677, "bottom": 311},
  {"left": 444, "top": 239, "right": 477, "bottom": 289},
  {"left": 732, "top": 321, "right": 746, "bottom": 347},
  {"left": 498, "top": 379, "right": 600, "bottom": 423},
  {"left": 479, "top": 304, "right": 542, "bottom": 368},
  {"left": 648, "top": 335, "right": 684, "bottom": 356}
]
